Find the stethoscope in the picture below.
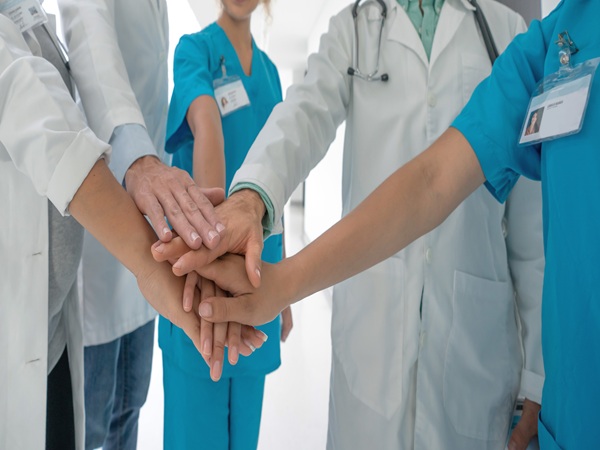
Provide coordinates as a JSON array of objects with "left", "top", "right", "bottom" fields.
[
  {"left": 40, "top": 22, "right": 70, "bottom": 72},
  {"left": 347, "top": 0, "right": 389, "bottom": 82},
  {"left": 347, "top": 0, "right": 499, "bottom": 83}
]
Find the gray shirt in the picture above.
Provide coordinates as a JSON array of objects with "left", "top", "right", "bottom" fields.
[{"left": 32, "top": 24, "right": 84, "bottom": 374}]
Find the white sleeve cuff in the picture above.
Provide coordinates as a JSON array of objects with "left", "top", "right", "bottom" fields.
[{"left": 519, "top": 369, "right": 544, "bottom": 405}]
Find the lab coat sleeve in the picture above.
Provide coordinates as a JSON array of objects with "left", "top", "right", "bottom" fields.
[
  {"left": 504, "top": 178, "right": 545, "bottom": 405},
  {"left": 0, "top": 17, "right": 110, "bottom": 215},
  {"left": 230, "top": 8, "right": 354, "bottom": 234},
  {"left": 58, "top": 0, "right": 155, "bottom": 183}
]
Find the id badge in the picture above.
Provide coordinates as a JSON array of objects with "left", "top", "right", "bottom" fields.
[
  {"left": 519, "top": 57, "right": 600, "bottom": 145},
  {"left": 0, "top": 0, "right": 47, "bottom": 32},
  {"left": 213, "top": 75, "right": 250, "bottom": 117}
]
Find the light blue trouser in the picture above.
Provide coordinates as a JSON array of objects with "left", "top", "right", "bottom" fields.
[
  {"left": 84, "top": 319, "right": 155, "bottom": 450},
  {"left": 162, "top": 354, "right": 266, "bottom": 450}
]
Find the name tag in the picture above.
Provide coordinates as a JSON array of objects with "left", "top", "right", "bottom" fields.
[
  {"left": 520, "top": 57, "right": 600, "bottom": 146},
  {"left": 0, "top": 0, "right": 47, "bottom": 33},
  {"left": 214, "top": 77, "right": 250, "bottom": 117}
]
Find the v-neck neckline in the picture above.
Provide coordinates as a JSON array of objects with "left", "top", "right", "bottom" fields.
[{"left": 215, "top": 22, "right": 257, "bottom": 78}]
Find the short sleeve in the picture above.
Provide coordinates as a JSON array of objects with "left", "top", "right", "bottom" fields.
[
  {"left": 166, "top": 34, "right": 215, "bottom": 154},
  {"left": 452, "top": 12, "right": 561, "bottom": 202}
]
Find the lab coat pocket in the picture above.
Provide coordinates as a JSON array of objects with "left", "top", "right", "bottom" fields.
[
  {"left": 331, "top": 257, "right": 405, "bottom": 419},
  {"left": 461, "top": 53, "right": 492, "bottom": 106},
  {"left": 443, "top": 270, "right": 520, "bottom": 441}
]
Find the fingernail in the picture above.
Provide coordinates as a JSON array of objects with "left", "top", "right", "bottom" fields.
[
  {"left": 216, "top": 223, "right": 226, "bottom": 233},
  {"left": 191, "top": 232, "right": 200, "bottom": 242},
  {"left": 162, "top": 227, "right": 172, "bottom": 238},
  {"left": 211, "top": 360, "right": 222, "bottom": 381},
  {"left": 243, "top": 339, "right": 256, "bottom": 352},
  {"left": 154, "top": 243, "right": 165, "bottom": 254},
  {"left": 203, "top": 339, "right": 212, "bottom": 356},
  {"left": 229, "top": 346, "right": 239, "bottom": 365},
  {"left": 255, "top": 268, "right": 261, "bottom": 279},
  {"left": 208, "top": 230, "right": 219, "bottom": 242},
  {"left": 255, "top": 330, "right": 268, "bottom": 342},
  {"left": 183, "top": 297, "right": 192, "bottom": 312},
  {"left": 199, "top": 303, "right": 213, "bottom": 318},
  {"left": 173, "top": 260, "right": 182, "bottom": 270}
]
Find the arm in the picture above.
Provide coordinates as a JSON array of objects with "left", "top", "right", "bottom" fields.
[
  {"left": 182, "top": 129, "right": 486, "bottom": 325},
  {"left": 154, "top": 8, "right": 356, "bottom": 286},
  {"left": 0, "top": 21, "right": 218, "bottom": 355},
  {"left": 186, "top": 93, "right": 227, "bottom": 378},
  {"left": 58, "top": 0, "right": 223, "bottom": 248},
  {"left": 188, "top": 96, "right": 225, "bottom": 189},
  {"left": 504, "top": 178, "right": 545, "bottom": 449}
]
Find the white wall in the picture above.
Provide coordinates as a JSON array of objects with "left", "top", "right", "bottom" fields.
[{"left": 542, "top": 0, "right": 561, "bottom": 17}]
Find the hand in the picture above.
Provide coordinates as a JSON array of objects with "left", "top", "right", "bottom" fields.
[
  {"left": 182, "top": 272, "right": 268, "bottom": 381},
  {"left": 507, "top": 399, "right": 540, "bottom": 450},
  {"left": 151, "top": 189, "right": 267, "bottom": 288},
  {"left": 280, "top": 306, "right": 293, "bottom": 342},
  {"left": 189, "top": 254, "right": 295, "bottom": 326},
  {"left": 125, "top": 155, "right": 226, "bottom": 249}
]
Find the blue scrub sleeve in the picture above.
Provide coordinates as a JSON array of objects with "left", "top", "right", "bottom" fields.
[
  {"left": 166, "top": 34, "right": 215, "bottom": 154},
  {"left": 452, "top": 12, "right": 561, "bottom": 202}
]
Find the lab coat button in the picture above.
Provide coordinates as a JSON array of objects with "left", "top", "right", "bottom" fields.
[
  {"left": 425, "top": 248, "right": 432, "bottom": 264},
  {"left": 427, "top": 93, "right": 437, "bottom": 107}
]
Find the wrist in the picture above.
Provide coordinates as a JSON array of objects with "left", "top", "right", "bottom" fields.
[
  {"left": 277, "top": 256, "right": 304, "bottom": 307},
  {"left": 125, "top": 155, "right": 161, "bottom": 187},
  {"left": 231, "top": 188, "right": 266, "bottom": 223}
]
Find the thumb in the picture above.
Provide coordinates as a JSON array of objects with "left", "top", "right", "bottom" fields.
[
  {"left": 200, "top": 187, "right": 226, "bottom": 206},
  {"left": 245, "top": 239, "right": 263, "bottom": 289}
]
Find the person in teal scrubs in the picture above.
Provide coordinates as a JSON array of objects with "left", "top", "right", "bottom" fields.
[
  {"left": 452, "top": 2, "right": 600, "bottom": 448},
  {"left": 159, "top": 1, "right": 292, "bottom": 449},
  {"left": 157, "top": 1, "right": 599, "bottom": 449}
]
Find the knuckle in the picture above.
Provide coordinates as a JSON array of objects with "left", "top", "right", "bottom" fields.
[{"left": 169, "top": 206, "right": 183, "bottom": 217}]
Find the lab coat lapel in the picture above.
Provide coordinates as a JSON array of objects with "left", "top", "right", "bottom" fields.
[
  {"left": 385, "top": 2, "right": 429, "bottom": 67},
  {"left": 429, "top": 0, "right": 473, "bottom": 68}
]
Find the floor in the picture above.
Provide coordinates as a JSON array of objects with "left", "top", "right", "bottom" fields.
[{"left": 137, "top": 203, "right": 333, "bottom": 450}]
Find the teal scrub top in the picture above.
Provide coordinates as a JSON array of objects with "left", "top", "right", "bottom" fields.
[
  {"left": 453, "top": 1, "right": 600, "bottom": 448},
  {"left": 160, "top": 23, "right": 283, "bottom": 378}
]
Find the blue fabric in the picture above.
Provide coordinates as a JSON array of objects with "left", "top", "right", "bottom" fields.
[
  {"left": 453, "top": 1, "right": 600, "bottom": 448},
  {"left": 161, "top": 22, "right": 282, "bottom": 379},
  {"left": 162, "top": 353, "right": 266, "bottom": 450},
  {"left": 84, "top": 319, "right": 155, "bottom": 450},
  {"left": 109, "top": 124, "right": 157, "bottom": 185}
]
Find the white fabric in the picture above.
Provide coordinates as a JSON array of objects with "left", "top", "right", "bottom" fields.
[
  {"left": 232, "top": 1, "right": 544, "bottom": 448},
  {"left": 0, "top": 15, "right": 110, "bottom": 450},
  {"left": 59, "top": 0, "right": 169, "bottom": 345}
]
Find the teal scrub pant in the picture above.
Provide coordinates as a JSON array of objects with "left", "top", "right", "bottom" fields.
[{"left": 162, "top": 355, "right": 266, "bottom": 450}]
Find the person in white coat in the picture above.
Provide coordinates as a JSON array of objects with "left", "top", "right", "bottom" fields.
[
  {"left": 153, "top": 0, "right": 545, "bottom": 449},
  {"left": 57, "top": 1, "right": 224, "bottom": 448},
  {"left": 0, "top": 3, "right": 267, "bottom": 448},
  {"left": 0, "top": 10, "right": 242, "bottom": 449}
]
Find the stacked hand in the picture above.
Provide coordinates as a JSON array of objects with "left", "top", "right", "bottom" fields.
[{"left": 126, "top": 161, "right": 290, "bottom": 381}]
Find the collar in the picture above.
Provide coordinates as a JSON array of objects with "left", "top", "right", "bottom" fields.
[{"left": 396, "top": 0, "right": 445, "bottom": 15}]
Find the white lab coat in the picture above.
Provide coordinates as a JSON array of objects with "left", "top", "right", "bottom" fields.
[
  {"left": 0, "top": 16, "right": 110, "bottom": 450},
  {"left": 59, "top": 0, "right": 168, "bottom": 345},
  {"left": 232, "top": 0, "right": 545, "bottom": 448}
]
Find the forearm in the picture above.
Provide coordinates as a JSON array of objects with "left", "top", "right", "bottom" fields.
[
  {"left": 188, "top": 96, "right": 225, "bottom": 189},
  {"left": 69, "top": 159, "right": 158, "bottom": 276},
  {"left": 286, "top": 129, "right": 485, "bottom": 302}
]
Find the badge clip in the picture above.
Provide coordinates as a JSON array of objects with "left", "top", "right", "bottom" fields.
[{"left": 556, "top": 31, "right": 578, "bottom": 70}]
